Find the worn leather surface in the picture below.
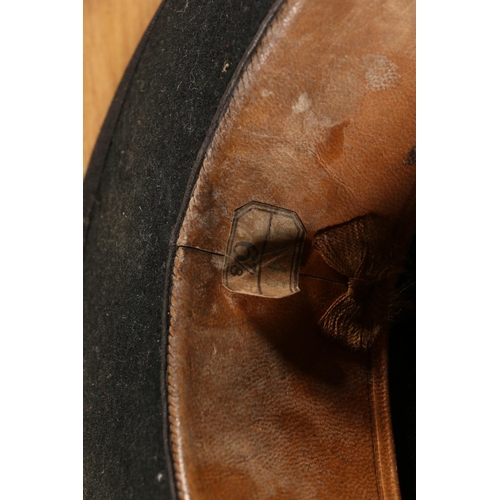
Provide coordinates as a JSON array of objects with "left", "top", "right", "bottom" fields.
[{"left": 168, "top": 0, "right": 415, "bottom": 498}]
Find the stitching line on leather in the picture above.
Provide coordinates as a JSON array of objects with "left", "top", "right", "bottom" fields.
[{"left": 178, "top": 244, "right": 342, "bottom": 284}]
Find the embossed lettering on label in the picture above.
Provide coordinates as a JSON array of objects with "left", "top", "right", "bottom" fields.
[{"left": 223, "top": 202, "right": 306, "bottom": 298}]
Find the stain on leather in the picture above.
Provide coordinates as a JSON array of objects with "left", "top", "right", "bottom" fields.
[
  {"left": 405, "top": 146, "right": 416, "bottom": 166},
  {"left": 315, "top": 121, "right": 349, "bottom": 170},
  {"left": 363, "top": 54, "right": 400, "bottom": 91}
]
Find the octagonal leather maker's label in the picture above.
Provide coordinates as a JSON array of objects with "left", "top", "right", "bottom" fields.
[{"left": 223, "top": 202, "right": 306, "bottom": 298}]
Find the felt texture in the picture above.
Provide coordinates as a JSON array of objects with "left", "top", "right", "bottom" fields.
[{"left": 83, "top": 1, "right": 277, "bottom": 498}]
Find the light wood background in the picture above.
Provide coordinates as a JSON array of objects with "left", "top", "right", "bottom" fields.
[{"left": 84, "top": 0, "right": 162, "bottom": 175}]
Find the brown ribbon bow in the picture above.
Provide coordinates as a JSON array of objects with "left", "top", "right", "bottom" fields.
[{"left": 312, "top": 214, "right": 398, "bottom": 350}]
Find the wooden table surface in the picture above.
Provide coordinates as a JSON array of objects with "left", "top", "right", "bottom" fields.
[{"left": 84, "top": 0, "right": 162, "bottom": 176}]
